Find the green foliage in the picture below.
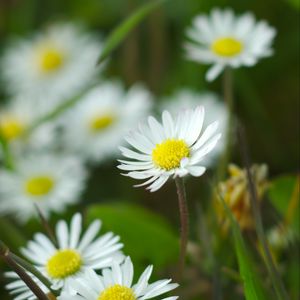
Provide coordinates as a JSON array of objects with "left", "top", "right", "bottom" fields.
[
  {"left": 86, "top": 203, "right": 179, "bottom": 272},
  {"left": 268, "top": 175, "right": 299, "bottom": 232}
]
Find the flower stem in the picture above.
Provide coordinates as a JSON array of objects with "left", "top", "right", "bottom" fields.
[
  {"left": 175, "top": 177, "right": 189, "bottom": 278},
  {"left": 237, "top": 125, "right": 289, "bottom": 300},
  {"left": 0, "top": 133, "right": 14, "bottom": 170},
  {"left": 218, "top": 67, "right": 234, "bottom": 180},
  {"left": 0, "top": 241, "right": 50, "bottom": 300}
]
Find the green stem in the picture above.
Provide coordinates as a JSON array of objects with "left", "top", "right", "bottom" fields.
[
  {"left": 218, "top": 67, "right": 234, "bottom": 180},
  {"left": 175, "top": 177, "right": 189, "bottom": 279},
  {"left": 0, "top": 133, "right": 14, "bottom": 170},
  {"left": 238, "top": 126, "right": 289, "bottom": 300}
]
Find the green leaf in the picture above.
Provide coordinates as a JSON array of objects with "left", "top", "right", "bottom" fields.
[
  {"left": 86, "top": 203, "right": 179, "bottom": 272},
  {"left": 268, "top": 175, "right": 299, "bottom": 231},
  {"left": 218, "top": 197, "right": 268, "bottom": 300},
  {"left": 98, "top": 0, "right": 167, "bottom": 63}
]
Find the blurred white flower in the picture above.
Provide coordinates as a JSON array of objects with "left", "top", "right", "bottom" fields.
[
  {"left": 161, "top": 89, "right": 228, "bottom": 167},
  {"left": 184, "top": 8, "right": 276, "bottom": 81},
  {"left": 1, "top": 22, "right": 102, "bottom": 109},
  {"left": 0, "top": 154, "right": 86, "bottom": 222},
  {"left": 60, "top": 81, "right": 152, "bottom": 163},
  {"left": 60, "top": 256, "right": 178, "bottom": 300},
  {"left": 5, "top": 213, "right": 124, "bottom": 298},
  {"left": 118, "top": 106, "right": 221, "bottom": 192}
]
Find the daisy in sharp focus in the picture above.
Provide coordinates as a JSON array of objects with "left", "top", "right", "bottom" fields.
[
  {"left": 184, "top": 8, "right": 276, "bottom": 81},
  {"left": 60, "top": 81, "right": 152, "bottom": 163},
  {"left": 161, "top": 89, "right": 228, "bottom": 167},
  {"left": 1, "top": 22, "right": 102, "bottom": 109},
  {"left": 118, "top": 106, "right": 221, "bottom": 192},
  {"left": 60, "top": 256, "right": 178, "bottom": 300},
  {"left": 0, "top": 153, "right": 86, "bottom": 222},
  {"left": 5, "top": 213, "right": 124, "bottom": 299}
]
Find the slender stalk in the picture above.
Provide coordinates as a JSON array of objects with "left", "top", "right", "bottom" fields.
[
  {"left": 0, "top": 241, "right": 50, "bottom": 300},
  {"left": 237, "top": 125, "right": 289, "bottom": 300},
  {"left": 218, "top": 67, "right": 235, "bottom": 180},
  {"left": 175, "top": 177, "right": 189, "bottom": 277},
  {"left": 0, "top": 133, "right": 14, "bottom": 170}
]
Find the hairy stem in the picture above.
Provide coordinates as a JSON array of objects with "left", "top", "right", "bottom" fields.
[{"left": 175, "top": 177, "right": 189, "bottom": 278}]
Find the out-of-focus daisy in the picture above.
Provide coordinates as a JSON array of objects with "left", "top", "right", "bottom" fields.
[
  {"left": 20, "top": 213, "right": 124, "bottom": 293},
  {"left": 1, "top": 22, "right": 102, "bottom": 108},
  {"left": 61, "top": 81, "right": 152, "bottom": 163},
  {"left": 215, "top": 164, "right": 269, "bottom": 232},
  {"left": 60, "top": 256, "right": 178, "bottom": 300},
  {"left": 118, "top": 106, "right": 221, "bottom": 192},
  {"left": 5, "top": 271, "right": 55, "bottom": 300},
  {"left": 268, "top": 224, "right": 298, "bottom": 251},
  {"left": 184, "top": 8, "right": 276, "bottom": 81},
  {"left": 0, "top": 96, "right": 57, "bottom": 156},
  {"left": 161, "top": 89, "right": 228, "bottom": 167},
  {"left": 0, "top": 154, "right": 86, "bottom": 222}
]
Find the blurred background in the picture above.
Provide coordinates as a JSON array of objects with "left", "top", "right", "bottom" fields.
[{"left": 0, "top": 0, "right": 299, "bottom": 299}]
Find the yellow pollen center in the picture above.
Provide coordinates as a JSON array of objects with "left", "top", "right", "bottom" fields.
[
  {"left": 39, "top": 48, "right": 64, "bottom": 72},
  {"left": 98, "top": 285, "right": 136, "bottom": 300},
  {"left": 46, "top": 249, "right": 82, "bottom": 279},
  {"left": 0, "top": 117, "right": 24, "bottom": 141},
  {"left": 152, "top": 139, "right": 190, "bottom": 170},
  {"left": 211, "top": 37, "right": 243, "bottom": 57},
  {"left": 25, "top": 176, "right": 54, "bottom": 196},
  {"left": 89, "top": 114, "right": 115, "bottom": 132}
]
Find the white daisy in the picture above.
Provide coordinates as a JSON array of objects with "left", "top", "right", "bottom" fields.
[
  {"left": 161, "top": 89, "right": 228, "bottom": 167},
  {"left": 20, "top": 213, "right": 124, "bottom": 293},
  {"left": 5, "top": 271, "right": 53, "bottom": 300},
  {"left": 118, "top": 106, "right": 221, "bottom": 192},
  {"left": 0, "top": 153, "right": 86, "bottom": 222},
  {"left": 60, "top": 81, "right": 152, "bottom": 163},
  {"left": 184, "top": 8, "right": 276, "bottom": 81},
  {"left": 59, "top": 256, "right": 178, "bottom": 300},
  {"left": 0, "top": 96, "right": 57, "bottom": 157},
  {"left": 1, "top": 22, "right": 102, "bottom": 109}
]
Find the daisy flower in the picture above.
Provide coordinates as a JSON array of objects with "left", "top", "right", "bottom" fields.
[
  {"left": 184, "top": 8, "right": 276, "bottom": 81},
  {"left": 60, "top": 256, "right": 178, "bottom": 300},
  {"left": 20, "top": 213, "right": 124, "bottom": 293},
  {"left": 0, "top": 96, "right": 57, "bottom": 157},
  {"left": 118, "top": 106, "right": 221, "bottom": 192},
  {"left": 0, "top": 153, "right": 86, "bottom": 222},
  {"left": 161, "top": 89, "right": 228, "bottom": 167},
  {"left": 1, "top": 22, "right": 102, "bottom": 108},
  {"left": 60, "top": 81, "right": 152, "bottom": 163}
]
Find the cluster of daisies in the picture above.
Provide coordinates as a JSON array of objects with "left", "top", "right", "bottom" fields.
[
  {"left": 0, "top": 7, "right": 276, "bottom": 300},
  {"left": 5, "top": 213, "right": 179, "bottom": 299}
]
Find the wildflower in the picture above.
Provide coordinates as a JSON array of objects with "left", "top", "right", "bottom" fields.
[
  {"left": 184, "top": 8, "right": 276, "bottom": 81},
  {"left": 0, "top": 154, "right": 86, "bottom": 222},
  {"left": 118, "top": 106, "right": 221, "bottom": 192},
  {"left": 216, "top": 164, "right": 269, "bottom": 231},
  {"left": 61, "top": 81, "right": 152, "bottom": 163},
  {"left": 19, "top": 213, "right": 124, "bottom": 293},
  {"left": 161, "top": 89, "right": 228, "bottom": 167},
  {"left": 60, "top": 256, "right": 178, "bottom": 300},
  {"left": 1, "top": 23, "right": 102, "bottom": 108},
  {"left": 268, "top": 224, "right": 298, "bottom": 250}
]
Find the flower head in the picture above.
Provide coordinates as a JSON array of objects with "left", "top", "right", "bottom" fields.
[
  {"left": 60, "top": 256, "right": 178, "bottom": 300},
  {"left": 61, "top": 81, "right": 152, "bottom": 163},
  {"left": 184, "top": 8, "right": 276, "bottom": 81},
  {"left": 19, "top": 213, "right": 124, "bottom": 293},
  {"left": 1, "top": 22, "right": 102, "bottom": 108},
  {"left": 0, "top": 153, "right": 86, "bottom": 222},
  {"left": 118, "top": 106, "right": 221, "bottom": 192},
  {"left": 215, "top": 164, "right": 269, "bottom": 232}
]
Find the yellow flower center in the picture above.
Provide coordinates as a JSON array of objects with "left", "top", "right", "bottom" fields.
[
  {"left": 39, "top": 48, "right": 64, "bottom": 72},
  {"left": 46, "top": 249, "right": 82, "bottom": 279},
  {"left": 211, "top": 37, "right": 243, "bottom": 57},
  {"left": 98, "top": 285, "right": 136, "bottom": 300},
  {"left": 152, "top": 139, "right": 190, "bottom": 171},
  {"left": 89, "top": 114, "right": 115, "bottom": 132},
  {"left": 0, "top": 117, "right": 24, "bottom": 141},
  {"left": 25, "top": 176, "right": 54, "bottom": 196}
]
